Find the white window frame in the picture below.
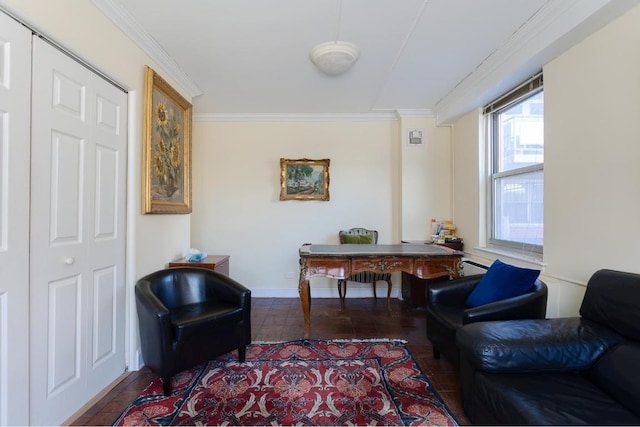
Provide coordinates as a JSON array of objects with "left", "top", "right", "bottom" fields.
[{"left": 485, "top": 73, "right": 544, "bottom": 255}]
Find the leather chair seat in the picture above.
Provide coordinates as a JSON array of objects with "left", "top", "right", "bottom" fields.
[{"left": 172, "top": 302, "right": 243, "bottom": 341}]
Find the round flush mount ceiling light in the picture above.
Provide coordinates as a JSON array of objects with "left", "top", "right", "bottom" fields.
[{"left": 309, "top": 41, "right": 360, "bottom": 76}]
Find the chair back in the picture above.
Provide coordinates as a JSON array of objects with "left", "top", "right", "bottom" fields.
[
  {"left": 339, "top": 227, "right": 379, "bottom": 244},
  {"left": 580, "top": 269, "right": 640, "bottom": 340},
  {"left": 139, "top": 268, "right": 212, "bottom": 310}
]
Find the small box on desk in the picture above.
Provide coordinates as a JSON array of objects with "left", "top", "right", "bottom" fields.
[{"left": 441, "top": 238, "right": 463, "bottom": 251}]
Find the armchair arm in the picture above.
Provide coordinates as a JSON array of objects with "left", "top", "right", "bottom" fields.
[
  {"left": 456, "top": 317, "right": 626, "bottom": 374},
  {"left": 203, "top": 271, "right": 252, "bottom": 343},
  {"left": 204, "top": 270, "right": 251, "bottom": 307},
  {"left": 427, "top": 274, "right": 483, "bottom": 305},
  {"left": 462, "top": 280, "right": 547, "bottom": 324},
  {"left": 135, "top": 280, "right": 174, "bottom": 373}
]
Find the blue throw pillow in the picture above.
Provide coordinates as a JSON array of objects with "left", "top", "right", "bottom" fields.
[{"left": 465, "top": 259, "right": 540, "bottom": 307}]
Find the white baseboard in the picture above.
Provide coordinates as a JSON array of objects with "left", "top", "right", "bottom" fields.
[{"left": 133, "top": 349, "right": 144, "bottom": 371}]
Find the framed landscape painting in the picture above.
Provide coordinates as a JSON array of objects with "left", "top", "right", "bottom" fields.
[
  {"left": 280, "top": 158, "right": 330, "bottom": 201},
  {"left": 142, "top": 65, "right": 193, "bottom": 214}
]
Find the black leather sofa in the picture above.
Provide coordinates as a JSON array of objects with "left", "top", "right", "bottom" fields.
[
  {"left": 136, "top": 267, "right": 251, "bottom": 395},
  {"left": 456, "top": 269, "right": 640, "bottom": 425}
]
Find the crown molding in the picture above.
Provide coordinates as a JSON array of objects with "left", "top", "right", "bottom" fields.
[
  {"left": 91, "top": 0, "right": 203, "bottom": 98},
  {"left": 435, "top": 0, "right": 614, "bottom": 124},
  {"left": 193, "top": 112, "right": 399, "bottom": 122},
  {"left": 394, "top": 109, "right": 435, "bottom": 119}
]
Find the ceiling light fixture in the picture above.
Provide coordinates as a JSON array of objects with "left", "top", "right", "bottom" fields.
[
  {"left": 309, "top": 41, "right": 360, "bottom": 75},
  {"left": 309, "top": 0, "right": 360, "bottom": 76}
]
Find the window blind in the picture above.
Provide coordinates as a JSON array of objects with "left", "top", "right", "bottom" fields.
[{"left": 483, "top": 72, "right": 543, "bottom": 115}]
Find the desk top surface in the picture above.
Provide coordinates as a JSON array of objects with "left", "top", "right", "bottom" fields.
[{"left": 299, "top": 244, "right": 462, "bottom": 257}]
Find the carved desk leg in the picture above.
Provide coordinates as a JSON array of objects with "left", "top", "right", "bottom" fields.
[
  {"left": 444, "top": 258, "right": 464, "bottom": 279},
  {"left": 298, "top": 259, "right": 311, "bottom": 338}
]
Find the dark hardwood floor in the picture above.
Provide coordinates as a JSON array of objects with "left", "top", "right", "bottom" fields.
[{"left": 71, "top": 297, "right": 470, "bottom": 425}]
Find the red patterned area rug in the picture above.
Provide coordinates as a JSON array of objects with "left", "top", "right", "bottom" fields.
[{"left": 114, "top": 339, "right": 459, "bottom": 426}]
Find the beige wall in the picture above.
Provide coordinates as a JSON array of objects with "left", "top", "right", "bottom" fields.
[
  {"left": 451, "top": 109, "right": 483, "bottom": 252},
  {"left": 543, "top": 3, "right": 640, "bottom": 281},
  {"left": 451, "top": 4, "right": 640, "bottom": 317},
  {"left": 399, "top": 117, "right": 453, "bottom": 241},
  {"left": 190, "top": 116, "right": 453, "bottom": 297},
  {"left": 191, "top": 119, "right": 399, "bottom": 296}
]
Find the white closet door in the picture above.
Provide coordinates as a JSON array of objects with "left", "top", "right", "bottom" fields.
[
  {"left": 0, "top": 11, "right": 31, "bottom": 426},
  {"left": 85, "top": 70, "right": 128, "bottom": 398},
  {"left": 29, "top": 37, "right": 127, "bottom": 426}
]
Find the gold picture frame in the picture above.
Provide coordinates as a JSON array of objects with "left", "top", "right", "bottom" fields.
[
  {"left": 280, "top": 158, "right": 330, "bottom": 201},
  {"left": 142, "top": 65, "right": 193, "bottom": 214}
]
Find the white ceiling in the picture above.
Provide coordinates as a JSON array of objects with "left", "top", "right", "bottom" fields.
[{"left": 93, "top": 0, "right": 638, "bottom": 122}]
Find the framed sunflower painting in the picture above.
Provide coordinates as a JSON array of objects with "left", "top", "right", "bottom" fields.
[{"left": 142, "top": 65, "right": 192, "bottom": 213}]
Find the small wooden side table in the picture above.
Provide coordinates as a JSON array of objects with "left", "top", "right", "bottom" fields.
[{"left": 168, "top": 255, "right": 230, "bottom": 275}]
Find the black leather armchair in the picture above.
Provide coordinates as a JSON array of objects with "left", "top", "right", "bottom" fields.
[
  {"left": 135, "top": 267, "right": 251, "bottom": 395},
  {"left": 426, "top": 274, "right": 547, "bottom": 367},
  {"left": 456, "top": 269, "right": 640, "bottom": 425}
]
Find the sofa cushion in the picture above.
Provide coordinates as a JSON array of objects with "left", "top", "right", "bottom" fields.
[
  {"left": 171, "top": 301, "right": 243, "bottom": 341},
  {"left": 465, "top": 259, "right": 540, "bottom": 307},
  {"left": 471, "top": 371, "right": 640, "bottom": 425},
  {"left": 456, "top": 317, "right": 626, "bottom": 373},
  {"left": 342, "top": 233, "right": 374, "bottom": 244},
  {"left": 588, "top": 342, "right": 640, "bottom": 418}
]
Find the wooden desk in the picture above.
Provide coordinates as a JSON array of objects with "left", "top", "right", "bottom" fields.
[
  {"left": 298, "top": 244, "right": 463, "bottom": 338},
  {"left": 168, "top": 255, "right": 230, "bottom": 275}
]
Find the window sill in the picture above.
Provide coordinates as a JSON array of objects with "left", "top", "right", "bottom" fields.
[{"left": 475, "top": 246, "right": 545, "bottom": 269}]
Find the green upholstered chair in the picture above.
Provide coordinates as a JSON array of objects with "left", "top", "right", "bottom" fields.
[{"left": 338, "top": 228, "right": 393, "bottom": 306}]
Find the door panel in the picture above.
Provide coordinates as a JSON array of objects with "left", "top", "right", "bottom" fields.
[
  {"left": 93, "top": 266, "right": 116, "bottom": 366},
  {"left": 31, "top": 39, "right": 92, "bottom": 425},
  {"left": 47, "top": 275, "right": 81, "bottom": 396},
  {"left": 85, "top": 73, "right": 127, "bottom": 399},
  {"left": 50, "top": 131, "right": 85, "bottom": 244},
  {"left": 53, "top": 70, "right": 86, "bottom": 119},
  {"left": 95, "top": 145, "right": 118, "bottom": 238},
  {"left": 0, "top": 11, "right": 31, "bottom": 426},
  {"left": 30, "top": 37, "right": 127, "bottom": 425}
]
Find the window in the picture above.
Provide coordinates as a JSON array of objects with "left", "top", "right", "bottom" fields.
[{"left": 485, "top": 74, "right": 543, "bottom": 253}]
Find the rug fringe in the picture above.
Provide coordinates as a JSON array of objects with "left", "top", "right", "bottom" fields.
[{"left": 250, "top": 338, "right": 407, "bottom": 345}]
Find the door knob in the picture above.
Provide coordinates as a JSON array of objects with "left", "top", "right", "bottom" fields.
[{"left": 64, "top": 257, "right": 75, "bottom": 265}]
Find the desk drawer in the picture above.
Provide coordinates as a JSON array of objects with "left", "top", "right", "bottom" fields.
[
  {"left": 305, "top": 258, "right": 350, "bottom": 278},
  {"left": 414, "top": 258, "right": 460, "bottom": 279},
  {"left": 353, "top": 257, "right": 411, "bottom": 274}
]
